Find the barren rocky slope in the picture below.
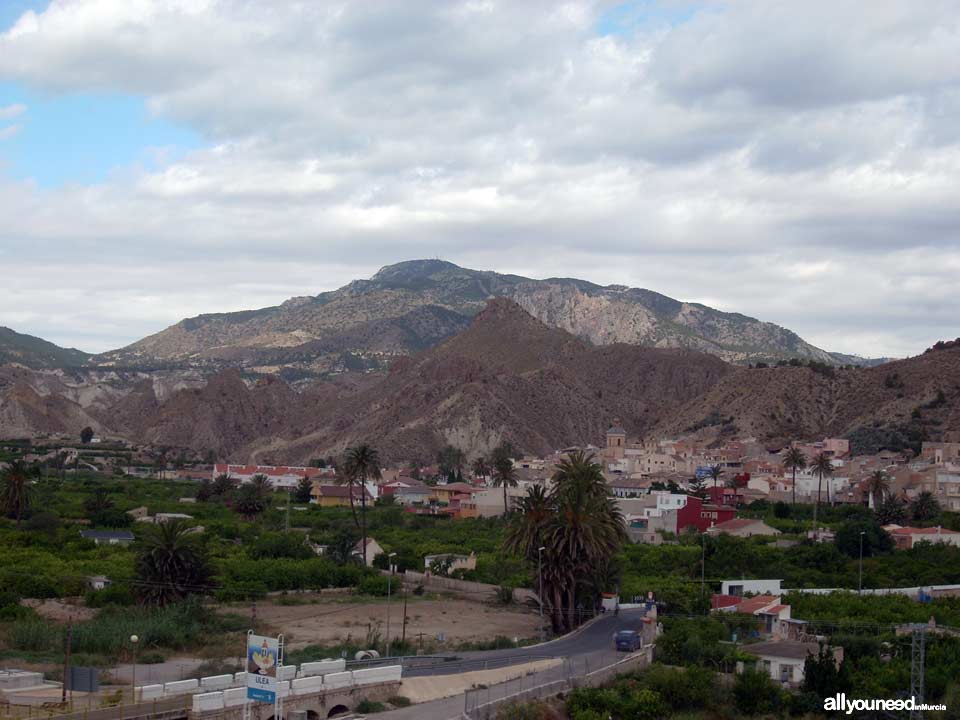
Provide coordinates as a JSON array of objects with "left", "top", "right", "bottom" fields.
[{"left": 93, "top": 259, "right": 850, "bottom": 372}]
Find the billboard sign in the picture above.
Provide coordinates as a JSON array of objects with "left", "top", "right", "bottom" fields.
[
  {"left": 246, "top": 634, "right": 280, "bottom": 703},
  {"left": 695, "top": 466, "right": 713, "bottom": 480}
]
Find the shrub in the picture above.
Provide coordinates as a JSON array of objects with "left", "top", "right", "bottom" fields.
[
  {"left": 732, "top": 668, "right": 782, "bottom": 715},
  {"left": 357, "top": 574, "right": 390, "bottom": 596},
  {"left": 387, "top": 696, "right": 411, "bottom": 707},
  {"left": 356, "top": 698, "right": 385, "bottom": 713}
]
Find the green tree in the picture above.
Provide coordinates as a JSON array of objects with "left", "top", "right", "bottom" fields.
[
  {"left": 491, "top": 448, "right": 518, "bottom": 516},
  {"left": 876, "top": 494, "right": 907, "bottom": 524},
  {"left": 834, "top": 519, "right": 893, "bottom": 558},
  {"left": 864, "top": 469, "right": 890, "bottom": 509},
  {"left": 135, "top": 519, "right": 212, "bottom": 606},
  {"left": 195, "top": 478, "right": 214, "bottom": 502},
  {"left": 233, "top": 484, "right": 268, "bottom": 519},
  {"left": 783, "top": 446, "right": 807, "bottom": 506},
  {"left": 436, "top": 444, "right": 465, "bottom": 481},
  {"left": 472, "top": 456, "right": 490, "bottom": 481},
  {"left": 506, "top": 450, "right": 626, "bottom": 633},
  {"left": 803, "top": 644, "right": 850, "bottom": 698},
  {"left": 687, "top": 475, "right": 708, "bottom": 501},
  {"left": 708, "top": 464, "right": 723, "bottom": 494},
  {"left": 0, "top": 460, "right": 35, "bottom": 528},
  {"left": 341, "top": 444, "right": 382, "bottom": 566},
  {"left": 80, "top": 426, "right": 94, "bottom": 444},
  {"left": 910, "top": 491, "right": 941, "bottom": 523},
  {"left": 249, "top": 474, "right": 273, "bottom": 499},
  {"left": 211, "top": 473, "right": 236, "bottom": 497},
  {"left": 810, "top": 452, "right": 834, "bottom": 530},
  {"left": 83, "top": 488, "right": 114, "bottom": 516},
  {"left": 292, "top": 475, "right": 313, "bottom": 504},
  {"left": 732, "top": 668, "right": 782, "bottom": 715}
]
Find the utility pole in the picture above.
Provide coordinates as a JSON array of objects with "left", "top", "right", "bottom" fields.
[
  {"left": 700, "top": 533, "right": 706, "bottom": 606},
  {"left": 385, "top": 553, "right": 396, "bottom": 656},
  {"left": 858, "top": 531, "right": 865, "bottom": 595},
  {"left": 911, "top": 625, "right": 927, "bottom": 720},
  {"left": 62, "top": 618, "right": 73, "bottom": 704},
  {"left": 401, "top": 588, "right": 408, "bottom": 648},
  {"left": 537, "top": 546, "right": 546, "bottom": 643}
]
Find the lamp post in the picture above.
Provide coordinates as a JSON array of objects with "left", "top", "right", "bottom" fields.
[
  {"left": 537, "top": 546, "right": 546, "bottom": 642},
  {"left": 700, "top": 533, "right": 706, "bottom": 605},
  {"left": 130, "top": 634, "right": 139, "bottom": 705},
  {"left": 859, "top": 531, "right": 865, "bottom": 595},
  {"left": 386, "top": 552, "right": 397, "bottom": 656}
]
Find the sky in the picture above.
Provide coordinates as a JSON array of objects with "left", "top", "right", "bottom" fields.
[{"left": 0, "top": 0, "right": 958, "bottom": 358}]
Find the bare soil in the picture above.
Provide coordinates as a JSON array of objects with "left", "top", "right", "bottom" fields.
[{"left": 223, "top": 594, "right": 540, "bottom": 650}]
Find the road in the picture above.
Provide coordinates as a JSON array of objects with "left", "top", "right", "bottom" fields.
[
  {"left": 400, "top": 607, "right": 648, "bottom": 676},
  {"left": 374, "top": 609, "right": 650, "bottom": 720}
]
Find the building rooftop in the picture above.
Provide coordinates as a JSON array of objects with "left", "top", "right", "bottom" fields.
[{"left": 741, "top": 640, "right": 821, "bottom": 660}]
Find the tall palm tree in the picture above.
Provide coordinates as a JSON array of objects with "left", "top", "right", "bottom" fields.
[
  {"left": 472, "top": 456, "right": 490, "bottom": 482},
  {"left": 491, "top": 455, "right": 518, "bottom": 515},
  {"left": 1, "top": 460, "right": 35, "bottom": 528},
  {"left": 810, "top": 452, "right": 833, "bottom": 530},
  {"left": 249, "top": 474, "right": 273, "bottom": 499},
  {"left": 708, "top": 464, "right": 724, "bottom": 498},
  {"left": 136, "top": 519, "right": 212, "bottom": 606},
  {"left": 341, "top": 444, "right": 381, "bottom": 566},
  {"left": 546, "top": 451, "right": 626, "bottom": 629},
  {"left": 504, "top": 451, "right": 626, "bottom": 633},
  {"left": 865, "top": 469, "right": 890, "bottom": 509},
  {"left": 782, "top": 447, "right": 807, "bottom": 507}
]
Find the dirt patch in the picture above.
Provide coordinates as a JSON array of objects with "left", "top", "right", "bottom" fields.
[
  {"left": 220, "top": 595, "right": 540, "bottom": 650},
  {"left": 21, "top": 598, "right": 98, "bottom": 622}
]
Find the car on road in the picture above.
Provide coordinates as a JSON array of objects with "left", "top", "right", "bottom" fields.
[{"left": 614, "top": 630, "right": 641, "bottom": 652}]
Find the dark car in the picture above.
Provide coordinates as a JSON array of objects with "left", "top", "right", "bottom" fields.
[{"left": 615, "top": 630, "right": 641, "bottom": 652}]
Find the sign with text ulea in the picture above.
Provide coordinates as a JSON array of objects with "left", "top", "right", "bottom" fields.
[{"left": 246, "top": 634, "right": 280, "bottom": 703}]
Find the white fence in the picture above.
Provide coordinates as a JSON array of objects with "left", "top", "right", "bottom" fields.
[
  {"left": 190, "top": 666, "right": 402, "bottom": 713},
  {"left": 137, "top": 658, "right": 352, "bottom": 703}
]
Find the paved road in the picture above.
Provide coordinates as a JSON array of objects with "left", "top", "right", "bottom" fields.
[
  {"left": 400, "top": 607, "right": 648, "bottom": 676},
  {"left": 373, "top": 609, "right": 650, "bottom": 720}
]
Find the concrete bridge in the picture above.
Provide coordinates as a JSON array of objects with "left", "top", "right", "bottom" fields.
[{"left": 192, "top": 680, "right": 400, "bottom": 720}]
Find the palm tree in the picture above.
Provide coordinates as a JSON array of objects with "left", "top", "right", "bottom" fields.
[
  {"left": 293, "top": 475, "right": 313, "bottom": 504},
  {"left": 910, "top": 491, "right": 941, "bottom": 523},
  {"left": 211, "top": 473, "right": 236, "bottom": 497},
  {"left": 0, "top": 460, "right": 35, "bottom": 528},
  {"left": 341, "top": 444, "right": 381, "bottom": 566},
  {"left": 864, "top": 470, "right": 890, "bottom": 509},
  {"left": 708, "top": 464, "right": 723, "bottom": 498},
  {"left": 491, "top": 454, "right": 518, "bottom": 515},
  {"left": 504, "top": 451, "right": 626, "bottom": 633},
  {"left": 810, "top": 452, "right": 833, "bottom": 530},
  {"left": 472, "top": 456, "right": 490, "bottom": 481},
  {"left": 782, "top": 447, "right": 807, "bottom": 506},
  {"left": 83, "top": 488, "right": 114, "bottom": 516},
  {"left": 249, "top": 474, "right": 273, "bottom": 499},
  {"left": 135, "top": 519, "right": 212, "bottom": 606},
  {"left": 546, "top": 451, "right": 626, "bottom": 630}
]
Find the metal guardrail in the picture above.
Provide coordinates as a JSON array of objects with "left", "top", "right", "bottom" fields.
[{"left": 462, "top": 650, "right": 651, "bottom": 720}]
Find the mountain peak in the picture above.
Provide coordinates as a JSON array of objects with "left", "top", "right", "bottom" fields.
[{"left": 371, "top": 259, "right": 464, "bottom": 283}]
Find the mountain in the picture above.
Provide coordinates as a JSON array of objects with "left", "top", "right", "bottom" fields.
[
  {"left": 650, "top": 342, "right": 960, "bottom": 452},
  {"left": 92, "top": 259, "right": 852, "bottom": 375},
  {"left": 0, "top": 327, "right": 91, "bottom": 369},
  {"left": 1, "top": 302, "right": 956, "bottom": 461},
  {"left": 124, "top": 298, "right": 729, "bottom": 460}
]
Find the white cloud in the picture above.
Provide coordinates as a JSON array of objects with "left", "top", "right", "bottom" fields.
[
  {"left": 0, "top": 0, "right": 958, "bottom": 357},
  {"left": 0, "top": 103, "right": 26, "bottom": 119}
]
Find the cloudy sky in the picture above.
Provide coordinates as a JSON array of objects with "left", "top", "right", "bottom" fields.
[{"left": 1, "top": 0, "right": 958, "bottom": 358}]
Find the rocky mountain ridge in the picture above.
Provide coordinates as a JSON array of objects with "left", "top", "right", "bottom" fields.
[{"left": 90, "top": 259, "right": 864, "bottom": 375}]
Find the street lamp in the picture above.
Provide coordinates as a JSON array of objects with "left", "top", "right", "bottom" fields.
[
  {"left": 386, "top": 552, "right": 397, "bottom": 656},
  {"left": 858, "top": 531, "right": 866, "bottom": 595},
  {"left": 700, "top": 533, "right": 707, "bottom": 604},
  {"left": 130, "top": 635, "right": 140, "bottom": 704},
  {"left": 537, "top": 546, "right": 546, "bottom": 643}
]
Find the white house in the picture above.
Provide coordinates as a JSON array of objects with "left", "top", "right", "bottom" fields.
[{"left": 740, "top": 641, "right": 843, "bottom": 686}]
